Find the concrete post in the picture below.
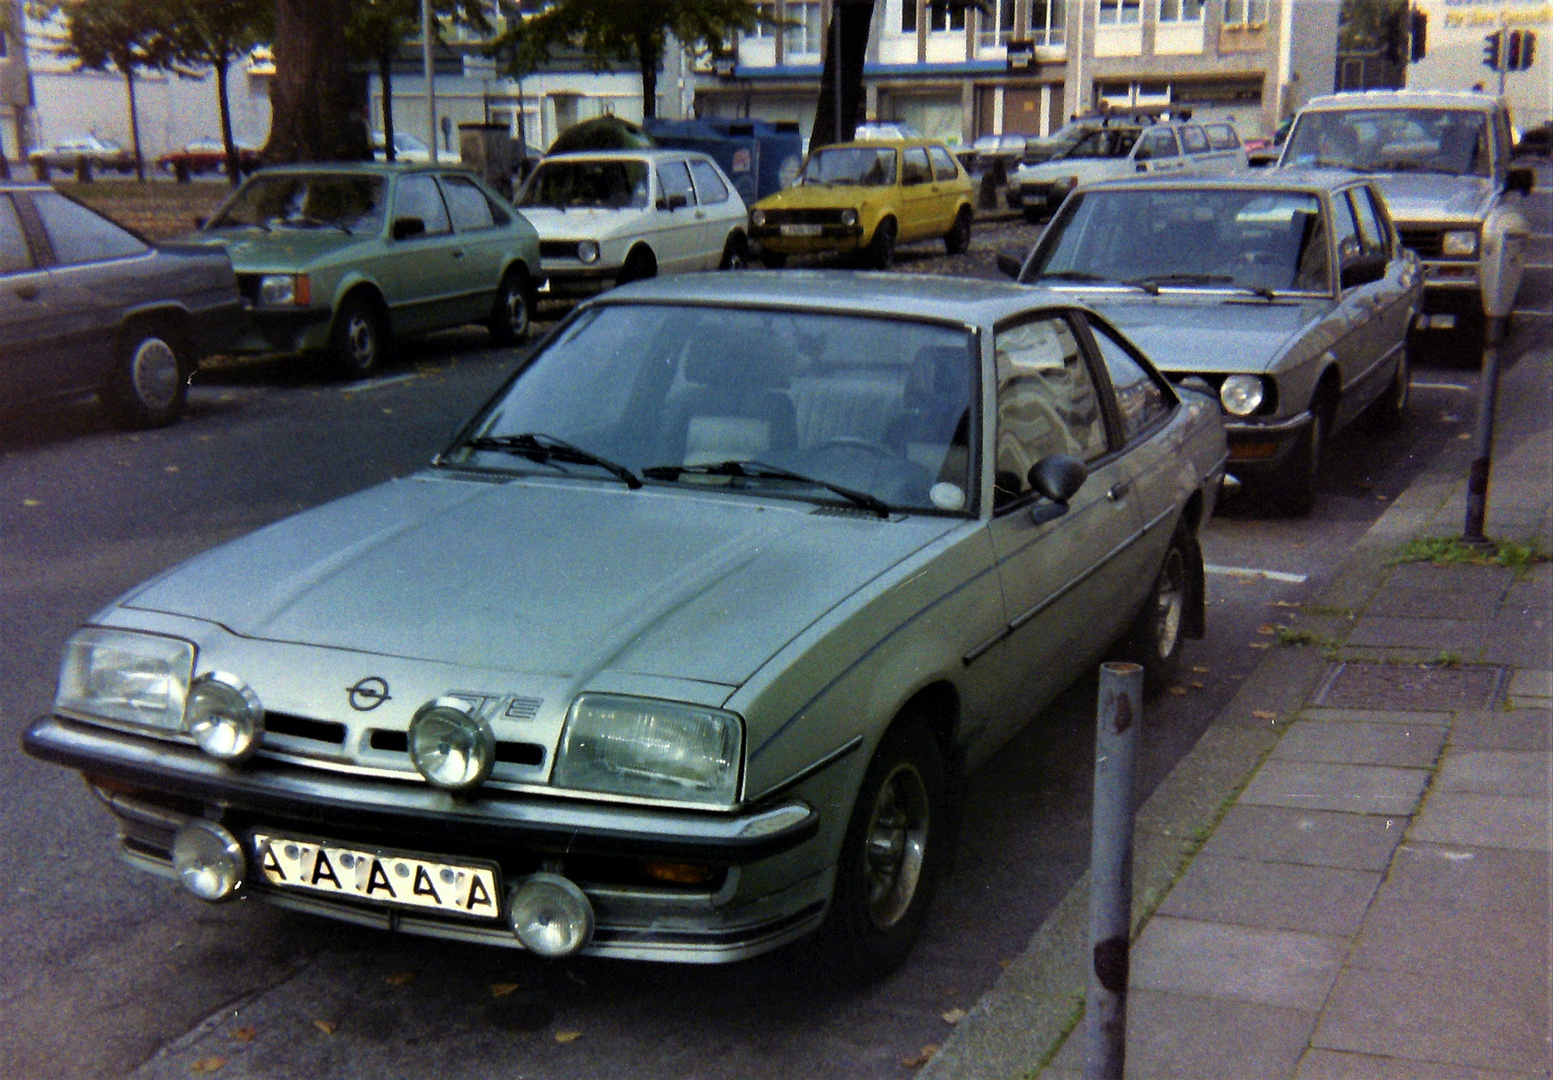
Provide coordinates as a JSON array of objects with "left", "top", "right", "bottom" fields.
[{"left": 1085, "top": 661, "right": 1142, "bottom": 1080}]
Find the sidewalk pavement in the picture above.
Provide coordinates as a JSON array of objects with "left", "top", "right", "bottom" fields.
[{"left": 921, "top": 344, "right": 1552, "bottom": 1080}]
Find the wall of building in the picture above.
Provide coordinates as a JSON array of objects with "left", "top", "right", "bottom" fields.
[{"left": 1407, "top": 0, "right": 1550, "bottom": 130}]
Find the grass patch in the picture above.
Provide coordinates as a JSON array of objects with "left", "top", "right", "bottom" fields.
[
  {"left": 1388, "top": 535, "right": 1548, "bottom": 576},
  {"left": 1300, "top": 603, "right": 1354, "bottom": 618},
  {"left": 1275, "top": 626, "right": 1339, "bottom": 648},
  {"left": 58, "top": 180, "right": 231, "bottom": 240}
]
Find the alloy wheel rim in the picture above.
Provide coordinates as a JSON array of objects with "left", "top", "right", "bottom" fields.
[
  {"left": 131, "top": 338, "right": 179, "bottom": 410},
  {"left": 346, "top": 314, "right": 376, "bottom": 368},
  {"left": 862, "top": 762, "right": 928, "bottom": 929},
  {"left": 1154, "top": 548, "right": 1186, "bottom": 660},
  {"left": 503, "top": 286, "right": 528, "bottom": 336}
]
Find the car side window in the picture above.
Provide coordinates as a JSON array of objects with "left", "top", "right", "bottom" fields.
[
  {"left": 1347, "top": 187, "right": 1389, "bottom": 259},
  {"left": 394, "top": 174, "right": 451, "bottom": 235},
  {"left": 657, "top": 160, "right": 695, "bottom": 208},
  {"left": 0, "top": 196, "right": 33, "bottom": 274},
  {"left": 993, "top": 315, "right": 1108, "bottom": 508},
  {"left": 1204, "top": 123, "right": 1241, "bottom": 150},
  {"left": 1087, "top": 321, "right": 1171, "bottom": 443},
  {"left": 1180, "top": 126, "right": 1211, "bottom": 154},
  {"left": 927, "top": 145, "right": 959, "bottom": 181},
  {"left": 29, "top": 190, "right": 147, "bottom": 265},
  {"left": 902, "top": 147, "right": 931, "bottom": 185},
  {"left": 1329, "top": 191, "right": 1361, "bottom": 266},
  {"left": 1137, "top": 129, "right": 1179, "bottom": 160},
  {"left": 440, "top": 174, "right": 496, "bottom": 231},
  {"left": 688, "top": 160, "right": 730, "bottom": 204}
]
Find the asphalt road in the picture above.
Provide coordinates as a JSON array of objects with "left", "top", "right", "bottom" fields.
[{"left": 1, "top": 189, "right": 1548, "bottom": 1079}]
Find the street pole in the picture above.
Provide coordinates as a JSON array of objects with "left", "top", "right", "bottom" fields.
[
  {"left": 422, "top": 0, "right": 438, "bottom": 163},
  {"left": 1085, "top": 661, "right": 1142, "bottom": 1080},
  {"left": 1463, "top": 317, "right": 1506, "bottom": 543}
]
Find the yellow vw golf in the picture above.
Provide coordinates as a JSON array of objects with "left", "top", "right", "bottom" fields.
[{"left": 748, "top": 138, "right": 975, "bottom": 269}]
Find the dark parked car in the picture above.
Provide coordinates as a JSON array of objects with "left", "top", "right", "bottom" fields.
[
  {"left": 0, "top": 182, "right": 241, "bottom": 427},
  {"left": 157, "top": 138, "right": 263, "bottom": 177}
]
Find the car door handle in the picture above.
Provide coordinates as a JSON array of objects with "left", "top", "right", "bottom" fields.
[
  {"left": 14, "top": 283, "right": 40, "bottom": 300},
  {"left": 1108, "top": 482, "right": 1130, "bottom": 502}
]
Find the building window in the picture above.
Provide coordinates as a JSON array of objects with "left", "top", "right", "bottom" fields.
[
  {"left": 1029, "top": 0, "right": 1065, "bottom": 45},
  {"left": 929, "top": 0, "right": 966, "bottom": 32},
  {"left": 902, "top": 0, "right": 917, "bottom": 33},
  {"left": 1158, "top": 0, "right": 1203, "bottom": 22},
  {"left": 978, "top": 0, "right": 1017, "bottom": 47},
  {"left": 784, "top": 1, "right": 824, "bottom": 55},
  {"left": 1223, "top": 0, "right": 1268, "bottom": 27},
  {"left": 746, "top": 2, "right": 776, "bottom": 38},
  {"left": 1098, "top": 0, "right": 1141, "bottom": 26}
]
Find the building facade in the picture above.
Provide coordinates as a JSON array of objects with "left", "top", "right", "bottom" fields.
[{"left": 1406, "top": 0, "right": 1550, "bottom": 130}]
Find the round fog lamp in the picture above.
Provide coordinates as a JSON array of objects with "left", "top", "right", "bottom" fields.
[
  {"left": 1219, "top": 375, "right": 1265, "bottom": 417},
  {"left": 408, "top": 698, "right": 495, "bottom": 792},
  {"left": 172, "top": 821, "right": 245, "bottom": 902},
  {"left": 184, "top": 672, "right": 264, "bottom": 762},
  {"left": 507, "top": 873, "right": 594, "bottom": 957}
]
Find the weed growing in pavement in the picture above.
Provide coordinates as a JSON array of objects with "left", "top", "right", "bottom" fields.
[
  {"left": 1275, "top": 626, "right": 1338, "bottom": 649},
  {"left": 1430, "top": 651, "right": 1463, "bottom": 668},
  {"left": 1388, "top": 535, "right": 1549, "bottom": 577},
  {"left": 1300, "top": 603, "right": 1354, "bottom": 619}
]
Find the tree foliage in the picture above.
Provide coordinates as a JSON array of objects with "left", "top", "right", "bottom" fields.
[{"left": 161, "top": 0, "right": 272, "bottom": 184}]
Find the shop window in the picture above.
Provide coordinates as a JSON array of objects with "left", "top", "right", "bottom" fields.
[
  {"left": 1029, "top": 0, "right": 1065, "bottom": 45},
  {"left": 1223, "top": 0, "right": 1268, "bottom": 27},
  {"left": 1158, "top": 0, "right": 1203, "bottom": 21},
  {"left": 1098, "top": 0, "right": 1141, "bottom": 25}
]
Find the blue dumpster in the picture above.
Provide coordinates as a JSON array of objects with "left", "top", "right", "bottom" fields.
[{"left": 643, "top": 117, "right": 804, "bottom": 205}]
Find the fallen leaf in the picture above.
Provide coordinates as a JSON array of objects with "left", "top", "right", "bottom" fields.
[
  {"left": 1251, "top": 709, "right": 1278, "bottom": 720},
  {"left": 1256, "top": 624, "right": 1277, "bottom": 635},
  {"left": 22, "top": 498, "right": 41, "bottom": 507},
  {"left": 191, "top": 1058, "right": 227, "bottom": 1075},
  {"left": 313, "top": 1020, "right": 337, "bottom": 1036},
  {"left": 231, "top": 1026, "right": 257, "bottom": 1043},
  {"left": 1189, "top": 680, "right": 1205, "bottom": 689},
  {"left": 941, "top": 987, "right": 959, "bottom": 997},
  {"left": 902, "top": 1044, "right": 939, "bottom": 1068},
  {"left": 1167, "top": 685, "right": 1188, "bottom": 696},
  {"left": 564, "top": 969, "right": 587, "bottom": 987},
  {"left": 384, "top": 972, "right": 414, "bottom": 987},
  {"left": 1271, "top": 600, "right": 1301, "bottom": 609},
  {"left": 554, "top": 1030, "right": 582, "bottom": 1044},
  {"left": 997, "top": 958, "right": 1012, "bottom": 969},
  {"left": 941, "top": 1008, "right": 967, "bottom": 1024},
  {"left": 490, "top": 982, "right": 520, "bottom": 998},
  {"left": 1249, "top": 642, "right": 1272, "bottom": 650},
  {"left": 164, "top": 465, "right": 179, "bottom": 473},
  {"left": 1191, "top": 665, "right": 1209, "bottom": 674},
  {"left": 382, "top": 407, "right": 394, "bottom": 415}
]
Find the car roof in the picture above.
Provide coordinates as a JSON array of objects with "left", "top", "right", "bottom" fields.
[
  {"left": 592, "top": 269, "right": 1073, "bottom": 328},
  {"left": 1300, "top": 90, "right": 1507, "bottom": 113},
  {"left": 537, "top": 148, "right": 715, "bottom": 164},
  {"left": 812, "top": 137, "right": 952, "bottom": 153},
  {"left": 1078, "top": 168, "right": 1364, "bottom": 195},
  {"left": 236, "top": 161, "right": 453, "bottom": 177}
]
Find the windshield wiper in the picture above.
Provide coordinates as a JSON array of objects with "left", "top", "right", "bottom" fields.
[
  {"left": 1136, "top": 273, "right": 1277, "bottom": 300},
  {"left": 459, "top": 432, "right": 642, "bottom": 490},
  {"left": 642, "top": 459, "right": 890, "bottom": 518},
  {"left": 1034, "top": 270, "right": 1112, "bottom": 283}
]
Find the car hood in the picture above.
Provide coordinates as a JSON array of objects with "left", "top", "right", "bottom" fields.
[
  {"left": 189, "top": 229, "right": 374, "bottom": 268},
  {"left": 516, "top": 205, "right": 650, "bottom": 242},
  {"left": 119, "top": 473, "right": 953, "bottom": 687},
  {"left": 1368, "top": 172, "right": 1494, "bottom": 225},
  {"left": 1066, "top": 293, "right": 1327, "bottom": 373},
  {"left": 755, "top": 183, "right": 886, "bottom": 211}
]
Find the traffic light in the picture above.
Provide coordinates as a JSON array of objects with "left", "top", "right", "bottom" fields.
[
  {"left": 1523, "top": 31, "right": 1536, "bottom": 69},
  {"left": 1409, "top": 9, "right": 1427, "bottom": 62},
  {"left": 1507, "top": 30, "right": 1522, "bottom": 69},
  {"left": 1510, "top": 30, "right": 1536, "bottom": 70},
  {"left": 1483, "top": 30, "right": 1502, "bottom": 71}
]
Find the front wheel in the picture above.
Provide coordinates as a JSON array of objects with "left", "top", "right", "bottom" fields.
[
  {"left": 329, "top": 295, "right": 386, "bottom": 379},
  {"left": 487, "top": 270, "right": 532, "bottom": 346},
  {"left": 719, "top": 232, "right": 748, "bottom": 270},
  {"left": 819, "top": 718, "right": 945, "bottom": 983},
  {"left": 1271, "top": 402, "right": 1327, "bottom": 517},
  {"left": 1118, "top": 529, "right": 1196, "bottom": 693},
  {"left": 106, "top": 327, "right": 187, "bottom": 428},
  {"left": 617, "top": 247, "right": 656, "bottom": 285},
  {"left": 944, "top": 207, "right": 972, "bottom": 255},
  {"left": 1366, "top": 343, "right": 1410, "bottom": 431},
  {"left": 867, "top": 217, "right": 897, "bottom": 270},
  {"left": 760, "top": 250, "right": 788, "bottom": 269}
]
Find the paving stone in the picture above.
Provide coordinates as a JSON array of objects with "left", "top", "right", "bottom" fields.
[
  {"left": 1129, "top": 917, "right": 1344, "bottom": 1012},
  {"left": 1366, "top": 588, "right": 1502, "bottom": 621},
  {"left": 1312, "top": 965, "right": 1551, "bottom": 1075},
  {"left": 1201, "top": 805, "right": 1406, "bottom": 872},
  {"left": 1449, "top": 707, "right": 1551, "bottom": 751},
  {"left": 1508, "top": 669, "right": 1553, "bottom": 699},
  {"left": 1409, "top": 793, "right": 1551, "bottom": 852},
  {"left": 1345, "top": 616, "right": 1491, "bottom": 652},
  {"left": 1157, "top": 854, "right": 1381, "bottom": 937},
  {"left": 1239, "top": 761, "right": 1429, "bottom": 817},
  {"left": 1385, "top": 564, "right": 1515, "bottom": 592},
  {"left": 1295, "top": 1048, "right": 1541, "bottom": 1080},
  {"left": 1433, "top": 750, "right": 1550, "bottom": 797},
  {"left": 1483, "top": 612, "right": 1553, "bottom": 668},
  {"left": 1272, "top": 720, "right": 1446, "bottom": 768},
  {"left": 1299, "top": 706, "right": 1454, "bottom": 727}
]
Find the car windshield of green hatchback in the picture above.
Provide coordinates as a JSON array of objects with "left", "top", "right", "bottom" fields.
[
  {"left": 1035, "top": 187, "right": 1331, "bottom": 294},
  {"left": 208, "top": 174, "right": 387, "bottom": 233},
  {"left": 519, "top": 160, "right": 650, "bottom": 209},
  {"left": 801, "top": 147, "right": 898, "bottom": 186},
  {"left": 1284, "top": 108, "right": 1490, "bottom": 176}
]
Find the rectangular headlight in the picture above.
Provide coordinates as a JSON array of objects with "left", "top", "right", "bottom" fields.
[
  {"left": 553, "top": 694, "right": 742, "bottom": 807},
  {"left": 55, "top": 627, "right": 194, "bottom": 733},
  {"left": 1441, "top": 230, "right": 1478, "bottom": 257},
  {"left": 258, "top": 273, "right": 310, "bottom": 306}
]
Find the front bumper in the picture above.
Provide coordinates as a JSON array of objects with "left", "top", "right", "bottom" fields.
[
  {"left": 229, "top": 305, "right": 332, "bottom": 355},
  {"left": 537, "top": 264, "right": 621, "bottom": 299},
  {"left": 25, "top": 714, "right": 827, "bottom": 962},
  {"left": 1221, "top": 411, "right": 1313, "bottom": 475},
  {"left": 748, "top": 223, "right": 865, "bottom": 256}
]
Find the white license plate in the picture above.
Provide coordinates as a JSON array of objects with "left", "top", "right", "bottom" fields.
[
  {"left": 780, "top": 224, "right": 823, "bottom": 236},
  {"left": 252, "top": 831, "right": 502, "bottom": 919}
]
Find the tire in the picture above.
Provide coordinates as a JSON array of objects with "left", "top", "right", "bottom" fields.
[
  {"left": 106, "top": 326, "right": 187, "bottom": 428},
  {"left": 487, "top": 269, "right": 532, "bottom": 346},
  {"left": 1119, "top": 528, "right": 1196, "bottom": 693},
  {"left": 867, "top": 217, "right": 897, "bottom": 270},
  {"left": 820, "top": 717, "right": 945, "bottom": 984},
  {"left": 944, "top": 206, "right": 972, "bottom": 255},
  {"left": 329, "top": 294, "right": 386, "bottom": 379},
  {"left": 760, "top": 250, "right": 788, "bottom": 269},
  {"left": 617, "top": 247, "right": 656, "bottom": 285},
  {"left": 719, "top": 232, "right": 748, "bottom": 271},
  {"left": 1272, "top": 400, "right": 1327, "bottom": 517},
  {"left": 1366, "top": 342, "right": 1410, "bottom": 431}
]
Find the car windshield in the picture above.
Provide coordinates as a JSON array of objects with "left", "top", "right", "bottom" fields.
[
  {"left": 208, "top": 173, "right": 387, "bottom": 232},
  {"left": 519, "top": 159, "right": 650, "bottom": 209},
  {"left": 801, "top": 147, "right": 898, "bottom": 186},
  {"left": 1022, "top": 125, "right": 1091, "bottom": 164},
  {"left": 447, "top": 302, "right": 977, "bottom": 514},
  {"left": 1062, "top": 128, "right": 1140, "bottom": 160},
  {"left": 1284, "top": 108, "right": 1491, "bottom": 176},
  {"left": 1033, "top": 187, "right": 1332, "bottom": 294}
]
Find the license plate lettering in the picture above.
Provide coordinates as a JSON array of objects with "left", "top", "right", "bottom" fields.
[
  {"left": 780, "top": 224, "right": 823, "bottom": 236},
  {"left": 253, "top": 832, "right": 500, "bottom": 918}
]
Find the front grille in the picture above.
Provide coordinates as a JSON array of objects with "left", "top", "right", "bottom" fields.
[
  {"left": 760, "top": 208, "right": 847, "bottom": 226},
  {"left": 266, "top": 712, "right": 347, "bottom": 745},
  {"left": 369, "top": 727, "right": 544, "bottom": 768},
  {"left": 1398, "top": 228, "right": 1444, "bottom": 258},
  {"left": 235, "top": 272, "right": 262, "bottom": 303},
  {"left": 540, "top": 240, "right": 583, "bottom": 259}
]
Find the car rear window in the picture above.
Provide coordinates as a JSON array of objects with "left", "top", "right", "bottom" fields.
[
  {"left": 689, "top": 160, "right": 730, "bottom": 204},
  {"left": 30, "top": 190, "right": 146, "bottom": 265},
  {"left": 440, "top": 174, "right": 496, "bottom": 231},
  {"left": 928, "top": 145, "right": 959, "bottom": 181},
  {"left": 1180, "top": 126, "right": 1211, "bottom": 154},
  {"left": 1205, "top": 123, "right": 1241, "bottom": 150}
]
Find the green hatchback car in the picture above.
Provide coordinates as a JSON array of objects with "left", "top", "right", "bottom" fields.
[{"left": 194, "top": 163, "right": 542, "bottom": 376}]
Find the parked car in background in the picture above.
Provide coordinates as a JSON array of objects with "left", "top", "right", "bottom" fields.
[
  {"left": 371, "top": 131, "right": 432, "bottom": 163},
  {"left": 24, "top": 270, "right": 1225, "bottom": 980},
  {"left": 1009, "top": 119, "right": 1247, "bottom": 222},
  {"left": 1001, "top": 170, "right": 1421, "bottom": 515},
  {"left": 157, "top": 138, "right": 262, "bottom": 177},
  {"left": 967, "top": 133, "right": 1030, "bottom": 175},
  {"left": 1277, "top": 91, "right": 1533, "bottom": 351},
  {"left": 190, "top": 163, "right": 541, "bottom": 377},
  {"left": 748, "top": 139, "right": 976, "bottom": 269},
  {"left": 0, "top": 181, "right": 240, "bottom": 427},
  {"left": 28, "top": 134, "right": 134, "bottom": 176},
  {"left": 852, "top": 120, "right": 922, "bottom": 141},
  {"left": 515, "top": 149, "right": 749, "bottom": 295}
]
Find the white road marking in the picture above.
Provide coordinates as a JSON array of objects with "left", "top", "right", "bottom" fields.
[
  {"left": 341, "top": 373, "right": 420, "bottom": 393},
  {"left": 1205, "top": 564, "right": 1309, "bottom": 584},
  {"left": 1412, "top": 381, "right": 1472, "bottom": 391},
  {"left": 1513, "top": 307, "right": 1552, "bottom": 319}
]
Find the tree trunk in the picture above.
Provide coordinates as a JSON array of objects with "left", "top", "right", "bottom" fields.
[
  {"left": 216, "top": 59, "right": 239, "bottom": 186},
  {"left": 267, "top": 0, "right": 369, "bottom": 163},
  {"left": 124, "top": 67, "right": 144, "bottom": 181},
  {"left": 810, "top": 0, "right": 874, "bottom": 147},
  {"left": 636, "top": 29, "right": 658, "bottom": 120},
  {"left": 379, "top": 52, "right": 395, "bottom": 162}
]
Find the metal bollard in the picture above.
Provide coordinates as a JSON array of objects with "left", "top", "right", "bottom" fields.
[
  {"left": 1463, "top": 317, "right": 1506, "bottom": 544},
  {"left": 1085, "top": 661, "right": 1143, "bottom": 1080}
]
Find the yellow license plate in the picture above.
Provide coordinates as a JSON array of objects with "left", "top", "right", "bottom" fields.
[{"left": 252, "top": 831, "right": 501, "bottom": 919}]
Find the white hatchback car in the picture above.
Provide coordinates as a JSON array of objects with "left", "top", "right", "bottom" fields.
[{"left": 516, "top": 149, "right": 749, "bottom": 295}]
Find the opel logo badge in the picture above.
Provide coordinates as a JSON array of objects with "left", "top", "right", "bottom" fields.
[{"left": 347, "top": 676, "right": 391, "bottom": 712}]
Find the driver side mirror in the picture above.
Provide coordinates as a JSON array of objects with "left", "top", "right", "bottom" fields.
[
  {"left": 1340, "top": 252, "right": 1387, "bottom": 290},
  {"left": 1505, "top": 167, "right": 1534, "bottom": 195},
  {"left": 391, "top": 216, "right": 426, "bottom": 240},
  {"left": 1028, "top": 454, "right": 1088, "bottom": 523}
]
